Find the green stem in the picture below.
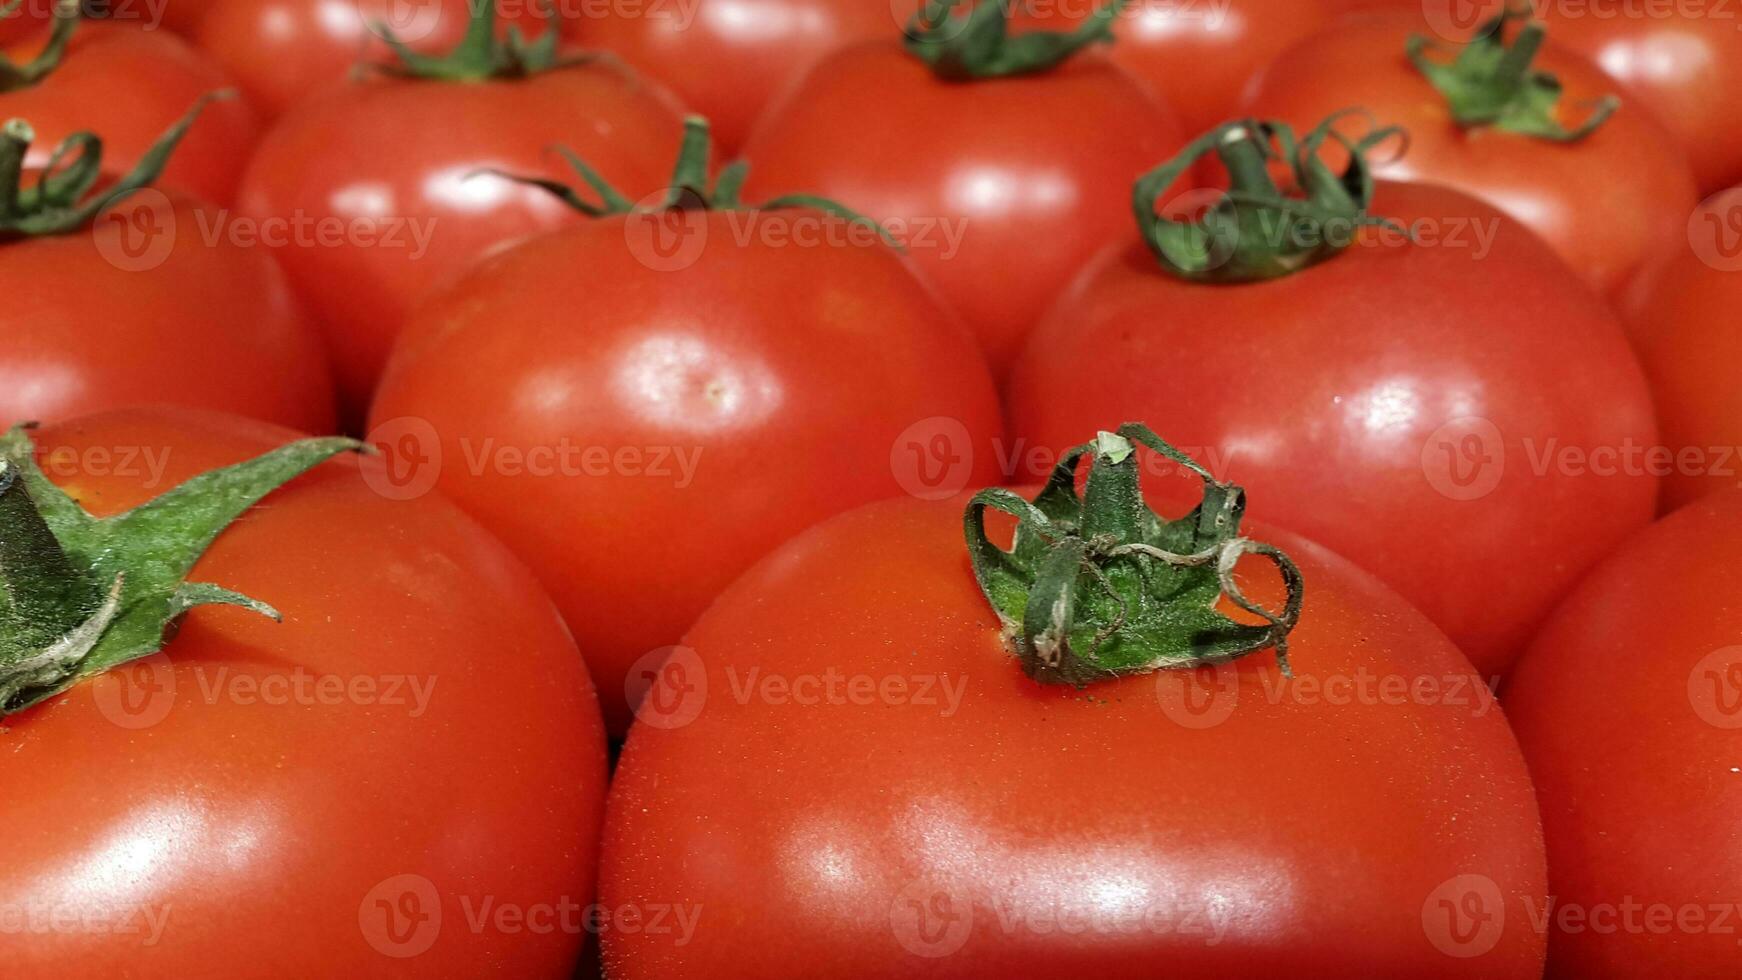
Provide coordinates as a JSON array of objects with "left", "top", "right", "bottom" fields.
[
  {"left": 376, "top": 0, "right": 569, "bottom": 82},
  {"left": 965, "top": 423, "right": 1302, "bottom": 686},
  {"left": 905, "top": 0, "right": 1125, "bottom": 81},
  {"left": 0, "top": 0, "right": 78, "bottom": 94},
  {"left": 1409, "top": 7, "right": 1619, "bottom": 141}
]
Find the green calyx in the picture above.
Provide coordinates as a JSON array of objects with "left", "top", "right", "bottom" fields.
[
  {"left": 966, "top": 424, "right": 1303, "bottom": 687},
  {"left": 0, "top": 0, "right": 77, "bottom": 94},
  {"left": 376, "top": 0, "right": 569, "bottom": 82},
  {"left": 1135, "top": 114, "right": 1403, "bottom": 282},
  {"left": 904, "top": 0, "right": 1124, "bottom": 80},
  {"left": 480, "top": 115, "right": 895, "bottom": 243},
  {"left": 0, "top": 424, "right": 365, "bottom": 717},
  {"left": 0, "top": 92, "right": 225, "bottom": 239},
  {"left": 1409, "top": 6, "right": 1618, "bottom": 141}
]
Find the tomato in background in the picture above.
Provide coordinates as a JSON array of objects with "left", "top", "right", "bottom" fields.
[
  {"left": 0, "top": 407, "right": 607, "bottom": 977},
  {"left": 0, "top": 0, "right": 49, "bottom": 45},
  {"left": 1505, "top": 489, "right": 1742, "bottom": 977},
  {"left": 1017, "top": 0, "right": 1338, "bottom": 135},
  {"left": 1241, "top": 11, "right": 1696, "bottom": 298},
  {"left": 1009, "top": 176, "right": 1658, "bottom": 680},
  {"left": 371, "top": 190, "right": 1005, "bottom": 735},
  {"left": 742, "top": 13, "right": 1183, "bottom": 376},
  {"left": 236, "top": 9, "right": 686, "bottom": 420},
  {"left": 193, "top": 0, "right": 553, "bottom": 119},
  {"left": 566, "top": 0, "right": 920, "bottom": 154},
  {"left": 2, "top": 18, "right": 260, "bottom": 206},
  {"left": 1621, "top": 188, "right": 1742, "bottom": 511},
  {"left": 601, "top": 478, "right": 1548, "bottom": 977}
]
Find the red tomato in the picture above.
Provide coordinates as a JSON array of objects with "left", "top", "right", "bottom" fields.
[
  {"left": 2, "top": 186, "right": 335, "bottom": 433},
  {"left": 0, "top": 407, "right": 607, "bottom": 976},
  {"left": 1242, "top": 12, "right": 1697, "bottom": 298},
  {"left": 1621, "top": 188, "right": 1742, "bottom": 510},
  {"left": 1505, "top": 489, "right": 1742, "bottom": 977},
  {"left": 370, "top": 207, "right": 1005, "bottom": 735},
  {"left": 1007, "top": 181, "right": 1658, "bottom": 679},
  {"left": 1, "top": 21, "right": 260, "bottom": 206},
  {"left": 236, "top": 56, "right": 685, "bottom": 418},
  {"left": 740, "top": 41, "right": 1184, "bottom": 375},
  {"left": 193, "top": 0, "right": 554, "bottom": 119},
  {"left": 566, "top": 0, "right": 919, "bottom": 154},
  {"left": 1017, "top": 0, "right": 1338, "bottom": 134},
  {"left": 600, "top": 486, "right": 1548, "bottom": 976},
  {"left": 0, "top": 0, "right": 49, "bottom": 45}
]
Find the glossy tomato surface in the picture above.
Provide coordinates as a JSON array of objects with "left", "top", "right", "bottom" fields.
[
  {"left": 740, "top": 42, "right": 1184, "bottom": 375},
  {"left": 1007, "top": 182, "right": 1659, "bottom": 679},
  {"left": 237, "top": 62, "right": 685, "bottom": 418},
  {"left": 567, "top": 0, "right": 918, "bottom": 153},
  {"left": 369, "top": 208, "right": 1006, "bottom": 735},
  {"left": 0, "top": 188, "right": 335, "bottom": 433},
  {"left": 600, "top": 489, "right": 1548, "bottom": 977},
  {"left": 1, "top": 21, "right": 261, "bottom": 206},
  {"left": 1242, "top": 12, "right": 1697, "bottom": 297},
  {"left": 1621, "top": 189, "right": 1742, "bottom": 510},
  {"left": 193, "top": 0, "right": 556, "bottom": 119},
  {"left": 1506, "top": 489, "right": 1742, "bottom": 977},
  {"left": 1018, "top": 0, "right": 1337, "bottom": 134},
  {"left": 0, "top": 407, "right": 607, "bottom": 976}
]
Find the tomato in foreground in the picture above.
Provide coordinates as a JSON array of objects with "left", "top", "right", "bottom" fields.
[
  {"left": 602, "top": 428, "right": 1547, "bottom": 978},
  {"left": 1621, "top": 188, "right": 1742, "bottom": 511},
  {"left": 1505, "top": 489, "right": 1742, "bottom": 977},
  {"left": 237, "top": 0, "right": 685, "bottom": 418},
  {"left": 370, "top": 121, "right": 1005, "bottom": 735},
  {"left": 1008, "top": 120, "right": 1658, "bottom": 679},
  {"left": 0, "top": 103, "right": 335, "bottom": 432},
  {"left": 1243, "top": 10, "right": 1696, "bottom": 298},
  {"left": 2, "top": 15, "right": 260, "bottom": 206},
  {"left": 741, "top": 1, "right": 1184, "bottom": 375},
  {"left": 0, "top": 407, "right": 607, "bottom": 976}
]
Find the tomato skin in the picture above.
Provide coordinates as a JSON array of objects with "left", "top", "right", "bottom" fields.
[
  {"left": 369, "top": 209, "right": 1006, "bottom": 735},
  {"left": 1007, "top": 181, "right": 1658, "bottom": 679},
  {"left": 1241, "top": 13, "right": 1697, "bottom": 298},
  {"left": 0, "top": 22, "right": 261, "bottom": 207},
  {"left": 0, "top": 0, "right": 49, "bottom": 45},
  {"left": 1620, "top": 191, "right": 1742, "bottom": 511},
  {"left": 0, "top": 407, "right": 607, "bottom": 977},
  {"left": 236, "top": 64, "right": 686, "bottom": 417},
  {"left": 739, "top": 42, "right": 1184, "bottom": 376},
  {"left": 566, "top": 0, "right": 918, "bottom": 154},
  {"left": 1505, "top": 490, "right": 1742, "bottom": 977},
  {"left": 0, "top": 188, "right": 336, "bottom": 433},
  {"left": 1018, "top": 0, "right": 1337, "bottom": 135},
  {"left": 600, "top": 490, "right": 1548, "bottom": 977},
  {"left": 193, "top": 0, "right": 555, "bottom": 119}
]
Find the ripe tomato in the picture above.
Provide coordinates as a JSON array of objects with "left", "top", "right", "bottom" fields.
[
  {"left": 236, "top": 31, "right": 686, "bottom": 418},
  {"left": 1242, "top": 11, "right": 1697, "bottom": 297},
  {"left": 370, "top": 202, "right": 1005, "bottom": 735},
  {"left": 2, "top": 186, "right": 336, "bottom": 433},
  {"left": 740, "top": 31, "right": 1184, "bottom": 375},
  {"left": 1, "top": 19, "right": 260, "bottom": 206},
  {"left": 1016, "top": 0, "right": 1337, "bottom": 135},
  {"left": 193, "top": 0, "right": 553, "bottom": 119},
  {"left": 1620, "top": 189, "right": 1742, "bottom": 511},
  {"left": 1505, "top": 489, "right": 1742, "bottom": 977},
  {"left": 1468, "top": 0, "right": 1742, "bottom": 193},
  {"left": 566, "top": 0, "right": 920, "bottom": 154},
  {"left": 1008, "top": 179, "right": 1658, "bottom": 680},
  {"left": 600, "top": 470, "right": 1547, "bottom": 975},
  {"left": 0, "top": 0, "right": 48, "bottom": 45},
  {"left": 0, "top": 407, "right": 607, "bottom": 976}
]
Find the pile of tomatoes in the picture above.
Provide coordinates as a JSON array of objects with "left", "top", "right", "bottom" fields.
[{"left": 1, "top": 1, "right": 1738, "bottom": 977}]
